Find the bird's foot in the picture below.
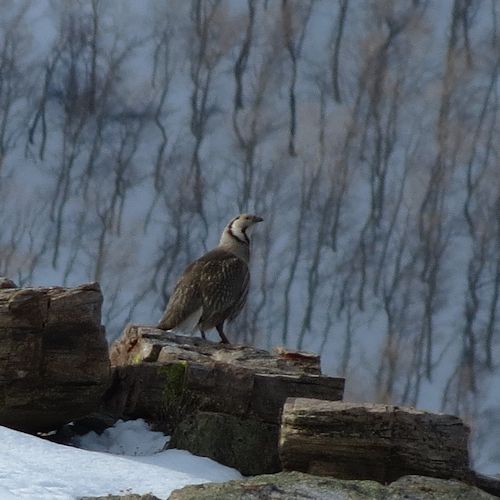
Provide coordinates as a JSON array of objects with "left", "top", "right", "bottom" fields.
[{"left": 215, "top": 323, "right": 230, "bottom": 344}]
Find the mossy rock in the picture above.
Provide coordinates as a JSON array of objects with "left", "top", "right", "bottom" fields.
[
  {"left": 169, "top": 471, "right": 496, "bottom": 500},
  {"left": 154, "top": 361, "right": 189, "bottom": 432},
  {"left": 131, "top": 352, "right": 143, "bottom": 365},
  {"left": 158, "top": 362, "right": 187, "bottom": 402},
  {"left": 81, "top": 494, "right": 160, "bottom": 500},
  {"left": 169, "top": 411, "right": 281, "bottom": 476}
]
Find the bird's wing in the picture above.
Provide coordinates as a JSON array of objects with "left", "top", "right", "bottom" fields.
[
  {"left": 198, "top": 249, "right": 249, "bottom": 322},
  {"left": 227, "top": 267, "right": 249, "bottom": 321},
  {"left": 157, "top": 260, "right": 204, "bottom": 330}
]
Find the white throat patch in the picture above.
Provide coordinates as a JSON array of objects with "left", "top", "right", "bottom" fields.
[{"left": 230, "top": 219, "right": 253, "bottom": 245}]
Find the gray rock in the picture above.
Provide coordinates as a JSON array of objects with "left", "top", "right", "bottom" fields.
[
  {"left": 170, "top": 411, "right": 281, "bottom": 475},
  {"left": 80, "top": 494, "right": 160, "bottom": 500},
  {"left": 168, "top": 471, "right": 497, "bottom": 500}
]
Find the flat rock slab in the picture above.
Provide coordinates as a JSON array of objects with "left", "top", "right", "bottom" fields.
[
  {"left": 107, "top": 326, "right": 344, "bottom": 426},
  {"left": 110, "top": 325, "right": 324, "bottom": 376},
  {"left": 0, "top": 283, "right": 110, "bottom": 432},
  {"left": 169, "top": 471, "right": 496, "bottom": 500},
  {"left": 279, "top": 399, "right": 471, "bottom": 484},
  {"left": 105, "top": 325, "right": 344, "bottom": 475}
]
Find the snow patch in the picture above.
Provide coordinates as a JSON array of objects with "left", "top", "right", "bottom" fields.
[
  {"left": 0, "top": 421, "right": 242, "bottom": 499},
  {"left": 74, "top": 418, "right": 169, "bottom": 456}
]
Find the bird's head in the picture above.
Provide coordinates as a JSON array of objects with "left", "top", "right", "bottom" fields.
[{"left": 220, "top": 214, "right": 263, "bottom": 247}]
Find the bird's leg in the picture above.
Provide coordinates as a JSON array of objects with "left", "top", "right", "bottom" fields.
[
  {"left": 216, "top": 322, "right": 230, "bottom": 344},
  {"left": 200, "top": 329, "right": 207, "bottom": 340}
]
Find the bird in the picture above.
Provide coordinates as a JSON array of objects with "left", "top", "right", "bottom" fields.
[{"left": 157, "top": 214, "right": 263, "bottom": 344}]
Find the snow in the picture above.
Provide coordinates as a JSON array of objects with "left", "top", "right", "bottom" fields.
[
  {"left": 0, "top": 420, "right": 242, "bottom": 499},
  {"left": 74, "top": 418, "right": 169, "bottom": 456}
]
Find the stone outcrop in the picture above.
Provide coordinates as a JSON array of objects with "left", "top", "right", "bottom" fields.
[
  {"left": 105, "top": 325, "right": 344, "bottom": 475},
  {"left": 0, "top": 282, "right": 111, "bottom": 432},
  {"left": 2, "top": 281, "right": 499, "bottom": 498},
  {"left": 169, "top": 471, "right": 496, "bottom": 500},
  {"left": 0, "top": 277, "right": 17, "bottom": 289},
  {"left": 279, "top": 399, "right": 471, "bottom": 484},
  {"left": 81, "top": 495, "right": 160, "bottom": 500}
]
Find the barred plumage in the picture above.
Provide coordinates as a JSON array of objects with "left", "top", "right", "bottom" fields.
[{"left": 157, "top": 214, "right": 263, "bottom": 343}]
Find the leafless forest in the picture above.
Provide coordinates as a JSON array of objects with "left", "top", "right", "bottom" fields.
[{"left": 0, "top": 0, "right": 499, "bottom": 472}]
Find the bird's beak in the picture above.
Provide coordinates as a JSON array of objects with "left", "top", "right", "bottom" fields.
[{"left": 253, "top": 216, "right": 264, "bottom": 223}]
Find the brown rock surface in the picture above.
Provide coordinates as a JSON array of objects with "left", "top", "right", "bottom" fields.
[
  {"left": 0, "top": 277, "right": 17, "bottom": 289},
  {"left": 0, "top": 282, "right": 111, "bottom": 432},
  {"left": 105, "top": 325, "right": 344, "bottom": 475},
  {"left": 279, "top": 399, "right": 472, "bottom": 484}
]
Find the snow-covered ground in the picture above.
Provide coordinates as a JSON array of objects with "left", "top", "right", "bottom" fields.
[{"left": 0, "top": 419, "right": 242, "bottom": 499}]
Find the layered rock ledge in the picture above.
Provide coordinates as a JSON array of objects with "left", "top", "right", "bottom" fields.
[
  {"left": 105, "top": 325, "right": 345, "bottom": 475},
  {"left": 279, "top": 399, "right": 471, "bottom": 483},
  {"left": 0, "top": 282, "right": 110, "bottom": 432}
]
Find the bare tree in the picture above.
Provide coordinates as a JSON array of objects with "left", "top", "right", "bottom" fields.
[
  {"left": 331, "top": 0, "right": 348, "bottom": 103},
  {"left": 2, "top": 0, "right": 500, "bottom": 469},
  {"left": 0, "top": 1, "right": 31, "bottom": 173},
  {"left": 281, "top": 0, "right": 313, "bottom": 157}
]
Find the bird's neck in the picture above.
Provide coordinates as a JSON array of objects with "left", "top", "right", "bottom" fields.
[{"left": 219, "top": 227, "right": 250, "bottom": 263}]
